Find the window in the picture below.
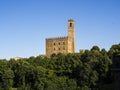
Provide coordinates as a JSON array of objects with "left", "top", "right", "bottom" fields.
[
  {"left": 54, "top": 48, "right": 56, "bottom": 50},
  {"left": 70, "top": 23, "right": 72, "bottom": 27},
  {"left": 58, "top": 42, "right": 60, "bottom": 45},
  {"left": 54, "top": 43, "right": 55, "bottom": 45},
  {"left": 63, "top": 47, "right": 65, "bottom": 50},
  {"left": 59, "top": 48, "right": 60, "bottom": 50},
  {"left": 63, "top": 42, "right": 65, "bottom": 45}
]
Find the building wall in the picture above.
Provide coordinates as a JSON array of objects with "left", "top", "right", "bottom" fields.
[{"left": 46, "top": 37, "right": 68, "bottom": 57}]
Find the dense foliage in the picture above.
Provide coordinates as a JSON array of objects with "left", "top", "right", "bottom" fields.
[{"left": 0, "top": 44, "right": 120, "bottom": 90}]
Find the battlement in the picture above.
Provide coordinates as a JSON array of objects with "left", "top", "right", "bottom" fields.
[
  {"left": 46, "top": 36, "right": 68, "bottom": 41},
  {"left": 68, "top": 19, "right": 74, "bottom": 22}
]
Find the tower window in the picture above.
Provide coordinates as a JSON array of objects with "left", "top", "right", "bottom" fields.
[
  {"left": 70, "top": 23, "right": 72, "bottom": 27},
  {"left": 63, "top": 42, "right": 65, "bottom": 45},
  {"left": 54, "top": 43, "right": 55, "bottom": 45}
]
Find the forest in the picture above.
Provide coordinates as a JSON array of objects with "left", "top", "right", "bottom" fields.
[{"left": 0, "top": 43, "right": 119, "bottom": 90}]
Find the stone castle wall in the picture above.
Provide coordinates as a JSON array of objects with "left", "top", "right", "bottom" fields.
[{"left": 46, "top": 37, "right": 68, "bottom": 57}]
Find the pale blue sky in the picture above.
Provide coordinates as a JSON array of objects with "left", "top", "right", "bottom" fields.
[{"left": 0, "top": 0, "right": 120, "bottom": 59}]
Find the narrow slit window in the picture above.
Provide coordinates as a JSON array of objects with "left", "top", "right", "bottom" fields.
[{"left": 70, "top": 23, "right": 72, "bottom": 27}]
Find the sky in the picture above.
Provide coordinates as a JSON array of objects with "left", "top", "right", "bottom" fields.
[{"left": 0, "top": 0, "right": 120, "bottom": 59}]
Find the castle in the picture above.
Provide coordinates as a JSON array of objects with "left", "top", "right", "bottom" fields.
[{"left": 46, "top": 19, "right": 75, "bottom": 57}]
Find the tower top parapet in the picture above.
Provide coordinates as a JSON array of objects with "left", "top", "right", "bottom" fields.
[{"left": 68, "top": 19, "right": 74, "bottom": 22}]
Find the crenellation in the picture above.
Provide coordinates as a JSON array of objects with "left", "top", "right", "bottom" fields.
[
  {"left": 46, "top": 36, "right": 68, "bottom": 40},
  {"left": 68, "top": 19, "right": 74, "bottom": 22}
]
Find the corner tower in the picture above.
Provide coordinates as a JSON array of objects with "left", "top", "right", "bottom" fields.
[{"left": 68, "top": 19, "right": 75, "bottom": 53}]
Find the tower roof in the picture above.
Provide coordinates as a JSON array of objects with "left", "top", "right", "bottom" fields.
[{"left": 68, "top": 19, "right": 74, "bottom": 22}]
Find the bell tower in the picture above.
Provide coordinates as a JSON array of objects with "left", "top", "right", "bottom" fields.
[{"left": 68, "top": 19, "right": 75, "bottom": 53}]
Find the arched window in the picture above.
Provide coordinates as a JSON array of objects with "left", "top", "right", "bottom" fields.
[{"left": 70, "top": 23, "right": 72, "bottom": 27}]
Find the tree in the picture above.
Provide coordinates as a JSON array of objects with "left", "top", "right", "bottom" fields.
[
  {"left": 11, "top": 60, "right": 32, "bottom": 88},
  {"left": 0, "top": 60, "right": 14, "bottom": 89},
  {"left": 1, "top": 44, "right": 118, "bottom": 89},
  {"left": 91, "top": 46, "right": 100, "bottom": 51},
  {"left": 108, "top": 43, "right": 120, "bottom": 60}
]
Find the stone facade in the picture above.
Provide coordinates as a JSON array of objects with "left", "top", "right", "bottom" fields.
[{"left": 46, "top": 19, "right": 75, "bottom": 57}]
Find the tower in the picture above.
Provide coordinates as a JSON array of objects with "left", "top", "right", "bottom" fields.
[{"left": 68, "top": 19, "right": 75, "bottom": 53}]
